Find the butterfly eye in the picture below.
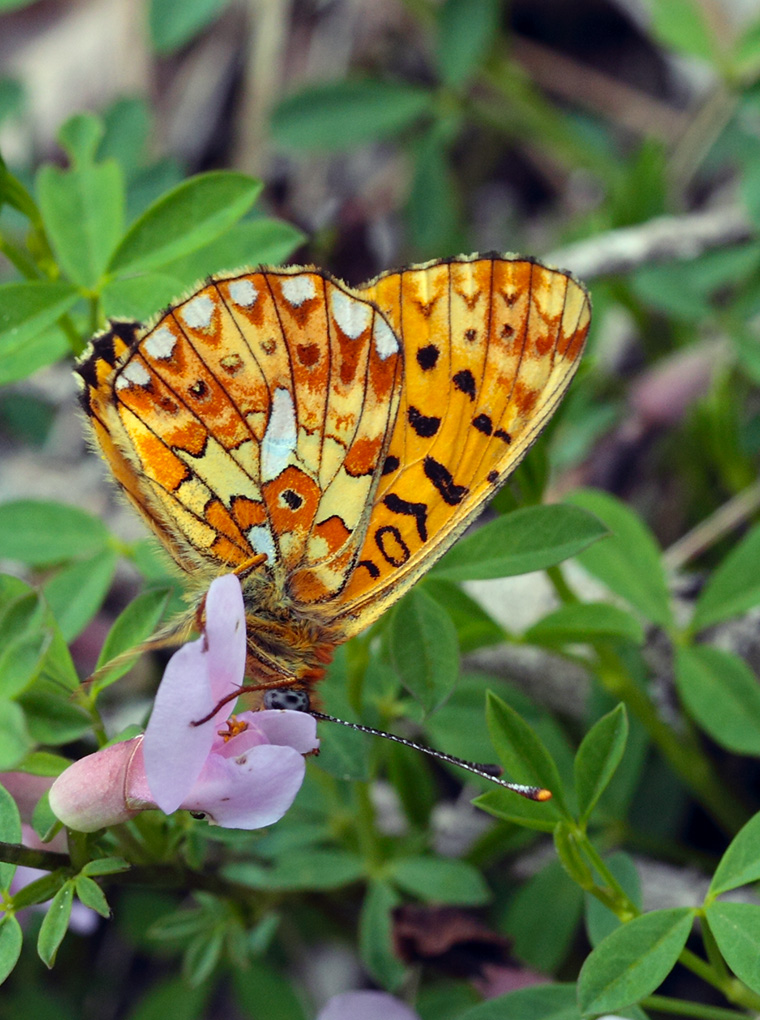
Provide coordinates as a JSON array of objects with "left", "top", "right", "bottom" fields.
[{"left": 264, "top": 688, "right": 311, "bottom": 712}]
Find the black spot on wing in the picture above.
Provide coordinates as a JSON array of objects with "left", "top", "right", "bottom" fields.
[
  {"left": 408, "top": 406, "right": 441, "bottom": 438},
  {"left": 472, "top": 413, "right": 493, "bottom": 435},
  {"left": 384, "top": 492, "right": 428, "bottom": 542},
  {"left": 453, "top": 369, "right": 476, "bottom": 400},
  {"left": 382, "top": 455, "right": 400, "bottom": 476},
  {"left": 375, "top": 525, "right": 410, "bottom": 567},
  {"left": 494, "top": 428, "right": 512, "bottom": 444},
  {"left": 416, "top": 344, "right": 439, "bottom": 370},
  {"left": 424, "top": 456, "right": 468, "bottom": 506}
]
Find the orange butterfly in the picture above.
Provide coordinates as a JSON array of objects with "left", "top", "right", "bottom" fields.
[{"left": 78, "top": 254, "right": 590, "bottom": 710}]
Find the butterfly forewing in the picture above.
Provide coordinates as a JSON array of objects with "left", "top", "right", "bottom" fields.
[{"left": 334, "top": 255, "right": 590, "bottom": 634}]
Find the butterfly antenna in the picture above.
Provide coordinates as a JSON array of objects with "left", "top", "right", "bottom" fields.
[{"left": 310, "top": 711, "right": 551, "bottom": 802}]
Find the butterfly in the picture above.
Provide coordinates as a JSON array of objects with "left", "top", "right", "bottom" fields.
[{"left": 77, "top": 254, "right": 590, "bottom": 711}]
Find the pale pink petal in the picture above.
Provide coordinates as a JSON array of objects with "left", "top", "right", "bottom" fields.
[
  {"left": 49, "top": 739, "right": 147, "bottom": 832},
  {"left": 249, "top": 709, "right": 319, "bottom": 753},
  {"left": 180, "top": 743, "right": 306, "bottom": 829},
  {"left": 204, "top": 574, "right": 247, "bottom": 707},
  {"left": 318, "top": 992, "right": 420, "bottom": 1020},
  {"left": 142, "top": 637, "right": 215, "bottom": 813}
]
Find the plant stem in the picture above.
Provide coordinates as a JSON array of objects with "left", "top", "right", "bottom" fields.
[{"left": 644, "top": 994, "right": 750, "bottom": 1020}]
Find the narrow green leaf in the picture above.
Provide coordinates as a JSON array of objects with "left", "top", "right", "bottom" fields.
[
  {"left": 675, "top": 645, "right": 760, "bottom": 755},
  {"left": 58, "top": 113, "right": 102, "bottom": 165},
  {"left": 101, "top": 272, "right": 186, "bottom": 321},
  {"left": 37, "top": 881, "right": 74, "bottom": 968},
  {"left": 486, "top": 691, "right": 569, "bottom": 816},
  {"left": 525, "top": 603, "right": 644, "bottom": 647},
  {"left": 0, "top": 327, "right": 70, "bottom": 386},
  {"left": 406, "top": 127, "right": 460, "bottom": 258},
  {"left": 183, "top": 928, "right": 224, "bottom": 987},
  {"left": 92, "top": 587, "right": 171, "bottom": 691},
  {"left": 159, "top": 217, "right": 307, "bottom": 283},
  {"left": 82, "top": 856, "right": 130, "bottom": 877},
  {"left": 0, "top": 917, "right": 22, "bottom": 986},
  {"left": 574, "top": 704, "right": 629, "bottom": 822},
  {"left": 11, "top": 870, "right": 66, "bottom": 911},
  {"left": 123, "top": 975, "right": 211, "bottom": 1020},
  {"left": 473, "top": 788, "right": 559, "bottom": 832},
  {"left": 710, "top": 811, "right": 760, "bottom": 896},
  {"left": 254, "top": 850, "right": 365, "bottom": 891},
  {"left": 501, "top": 860, "right": 584, "bottom": 972},
  {"left": 648, "top": 0, "right": 716, "bottom": 62},
  {"left": 36, "top": 156, "right": 124, "bottom": 288},
  {"left": 565, "top": 489, "right": 673, "bottom": 628},
  {"left": 0, "top": 501, "right": 110, "bottom": 566},
  {"left": 233, "top": 959, "right": 307, "bottom": 1020},
  {"left": 108, "top": 171, "right": 262, "bottom": 275},
  {"left": 0, "top": 701, "right": 33, "bottom": 770},
  {"left": 149, "top": 0, "right": 227, "bottom": 53},
  {"left": 0, "top": 587, "right": 51, "bottom": 699},
  {"left": 706, "top": 902, "right": 760, "bottom": 994},
  {"left": 271, "top": 79, "right": 434, "bottom": 150},
  {"left": 389, "top": 588, "right": 459, "bottom": 713},
  {"left": 0, "top": 782, "right": 21, "bottom": 889},
  {"left": 74, "top": 875, "right": 111, "bottom": 918},
  {"left": 692, "top": 521, "right": 760, "bottom": 631},
  {"left": 457, "top": 983, "right": 580, "bottom": 1020},
  {"left": 436, "top": 0, "right": 501, "bottom": 87},
  {"left": 577, "top": 908, "right": 694, "bottom": 1014},
  {"left": 388, "top": 856, "right": 490, "bottom": 905},
  {"left": 434, "top": 504, "right": 607, "bottom": 582},
  {"left": 43, "top": 550, "right": 118, "bottom": 641},
  {"left": 360, "top": 880, "right": 405, "bottom": 990},
  {"left": 585, "top": 852, "right": 642, "bottom": 947},
  {"left": 0, "top": 282, "right": 78, "bottom": 362}
]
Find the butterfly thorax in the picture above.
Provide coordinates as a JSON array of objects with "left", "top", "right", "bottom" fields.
[{"left": 239, "top": 568, "right": 341, "bottom": 697}]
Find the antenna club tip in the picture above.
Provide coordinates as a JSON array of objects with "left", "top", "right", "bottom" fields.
[{"left": 535, "top": 788, "right": 552, "bottom": 802}]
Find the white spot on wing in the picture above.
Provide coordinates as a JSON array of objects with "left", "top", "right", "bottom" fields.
[
  {"left": 373, "top": 316, "right": 399, "bottom": 360},
  {"left": 281, "top": 274, "right": 316, "bottom": 307},
  {"left": 248, "top": 524, "right": 276, "bottom": 562},
  {"left": 115, "top": 360, "right": 151, "bottom": 389},
  {"left": 144, "top": 326, "right": 176, "bottom": 360},
  {"left": 261, "top": 388, "right": 297, "bottom": 481},
  {"left": 331, "top": 289, "right": 370, "bottom": 339},
  {"left": 229, "top": 279, "right": 258, "bottom": 307},
  {"left": 182, "top": 294, "right": 215, "bottom": 330}
]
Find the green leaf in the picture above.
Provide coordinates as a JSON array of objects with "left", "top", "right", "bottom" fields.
[
  {"left": 101, "top": 273, "right": 187, "bottom": 321},
  {"left": 0, "top": 500, "right": 110, "bottom": 565},
  {"left": 0, "top": 585, "right": 52, "bottom": 699},
  {"left": 125, "top": 976, "right": 211, "bottom": 1020},
  {"left": 108, "top": 171, "right": 262, "bottom": 276},
  {"left": 225, "top": 850, "right": 365, "bottom": 891},
  {"left": 82, "top": 856, "right": 130, "bottom": 877},
  {"left": 58, "top": 113, "right": 103, "bottom": 165},
  {"left": 0, "top": 282, "right": 78, "bottom": 377},
  {"left": 0, "top": 782, "right": 21, "bottom": 889},
  {"left": 434, "top": 504, "right": 607, "bottom": 582},
  {"left": 36, "top": 152, "right": 124, "bottom": 288},
  {"left": 646, "top": 0, "right": 716, "bottom": 62},
  {"left": 501, "top": 860, "right": 584, "bottom": 972},
  {"left": 183, "top": 927, "right": 224, "bottom": 987},
  {"left": 159, "top": 217, "right": 306, "bottom": 284},
  {"left": 360, "top": 880, "right": 405, "bottom": 990},
  {"left": 574, "top": 704, "right": 629, "bottom": 822},
  {"left": 705, "top": 901, "right": 760, "bottom": 994},
  {"left": 92, "top": 587, "right": 171, "bottom": 691},
  {"left": 0, "top": 701, "right": 33, "bottom": 770},
  {"left": 0, "top": 327, "right": 70, "bottom": 387},
  {"left": 525, "top": 603, "right": 644, "bottom": 647},
  {"left": 436, "top": 0, "right": 501, "bottom": 87},
  {"left": 149, "top": 0, "right": 228, "bottom": 53},
  {"left": 98, "top": 97, "right": 151, "bottom": 175},
  {"left": 424, "top": 579, "right": 504, "bottom": 652},
  {"left": 73, "top": 875, "right": 110, "bottom": 918},
  {"left": 232, "top": 958, "right": 307, "bottom": 1020},
  {"left": 37, "top": 881, "right": 74, "bottom": 967},
  {"left": 389, "top": 588, "right": 459, "bottom": 712},
  {"left": 388, "top": 856, "right": 490, "bottom": 905},
  {"left": 457, "top": 983, "right": 580, "bottom": 1020},
  {"left": 675, "top": 645, "right": 760, "bottom": 755},
  {"left": 585, "top": 852, "right": 642, "bottom": 947},
  {"left": 0, "top": 917, "right": 22, "bottom": 986},
  {"left": 565, "top": 489, "right": 673, "bottom": 628},
  {"left": 43, "top": 550, "right": 118, "bottom": 641},
  {"left": 710, "top": 810, "right": 760, "bottom": 896},
  {"left": 406, "top": 127, "right": 460, "bottom": 258},
  {"left": 692, "top": 521, "right": 760, "bottom": 631},
  {"left": 473, "top": 787, "right": 558, "bottom": 831},
  {"left": 577, "top": 907, "right": 694, "bottom": 1014},
  {"left": 271, "top": 79, "right": 434, "bottom": 150},
  {"left": 486, "top": 691, "right": 568, "bottom": 816}
]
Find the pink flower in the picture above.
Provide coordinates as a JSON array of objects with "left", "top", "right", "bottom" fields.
[
  {"left": 317, "top": 992, "right": 420, "bottom": 1020},
  {"left": 50, "top": 575, "right": 318, "bottom": 832}
]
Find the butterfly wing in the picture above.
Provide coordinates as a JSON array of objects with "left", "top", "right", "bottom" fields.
[
  {"left": 77, "top": 268, "right": 403, "bottom": 600},
  {"left": 331, "top": 255, "right": 590, "bottom": 637}
]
